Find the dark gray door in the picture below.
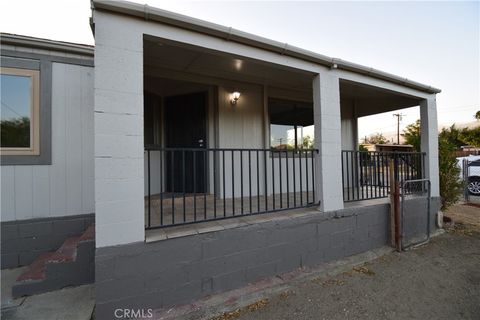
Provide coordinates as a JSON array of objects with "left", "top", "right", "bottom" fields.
[{"left": 165, "top": 92, "right": 207, "bottom": 193}]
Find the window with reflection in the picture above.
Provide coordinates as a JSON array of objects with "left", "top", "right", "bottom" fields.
[
  {"left": 0, "top": 67, "right": 40, "bottom": 155},
  {"left": 269, "top": 98, "right": 314, "bottom": 150}
]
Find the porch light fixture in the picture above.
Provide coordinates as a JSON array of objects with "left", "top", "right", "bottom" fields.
[{"left": 230, "top": 91, "right": 241, "bottom": 105}]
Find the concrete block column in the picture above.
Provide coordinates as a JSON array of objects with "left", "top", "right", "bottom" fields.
[
  {"left": 94, "top": 11, "right": 145, "bottom": 247},
  {"left": 313, "top": 71, "right": 344, "bottom": 212},
  {"left": 420, "top": 96, "right": 440, "bottom": 197}
]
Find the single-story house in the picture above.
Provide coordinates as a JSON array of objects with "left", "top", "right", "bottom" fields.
[
  {"left": 1, "top": 0, "right": 440, "bottom": 317},
  {"left": 362, "top": 144, "right": 414, "bottom": 152}
]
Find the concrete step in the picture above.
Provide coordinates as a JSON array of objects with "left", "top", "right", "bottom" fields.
[{"left": 12, "top": 224, "right": 95, "bottom": 298}]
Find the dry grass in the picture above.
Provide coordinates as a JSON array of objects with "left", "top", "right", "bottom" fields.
[
  {"left": 209, "top": 299, "right": 270, "bottom": 320},
  {"left": 279, "top": 290, "right": 295, "bottom": 300},
  {"left": 319, "top": 278, "right": 346, "bottom": 287},
  {"left": 445, "top": 203, "right": 480, "bottom": 234},
  {"left": 352, "top": 266, "right": 376, "bottom": 276},
  {"left": 445, "top": 222, "right": 475, "bottom": 236},
  {"left": 209, "top": 309, "right": 242, "bottom": 320}
]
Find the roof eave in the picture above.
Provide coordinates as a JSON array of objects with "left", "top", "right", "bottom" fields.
[
  {"left": 0, "top": 33, "right": 94, "bottom": 57},
  {"left": 92, "top": 0, "right": 441, "bottom": 94}
]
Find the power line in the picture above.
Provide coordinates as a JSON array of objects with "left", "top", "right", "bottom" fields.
[
  {"left": 439, "top": 107, "right": 480, "bottom": 114},
  {"left": 372, "top": 123, "right": 399, "bottom": 131},
  {"left": 1, "top": 101, "right": 24, "bottom": 118},
  {"left": 438, "top": 104, "right": 480, "bottom": 111}
]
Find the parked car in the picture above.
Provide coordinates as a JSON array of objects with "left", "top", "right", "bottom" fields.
[{"left": 457, "top": 155, "right": 480, "bottom": 195}]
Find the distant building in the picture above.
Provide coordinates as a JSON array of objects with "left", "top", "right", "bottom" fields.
[
  {"left": 362, "top": 144, "right": 414, "bottom": 152},
  {"left": 456, "top": 145, "right": 480, "bottom": 157},
  {"left": 461, "top": 145, "right": 480, "bottom": 152}
]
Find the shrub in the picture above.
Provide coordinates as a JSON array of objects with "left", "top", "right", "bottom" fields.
[{"left": 438, "top": 136, "right": 463, "bottom": 210}]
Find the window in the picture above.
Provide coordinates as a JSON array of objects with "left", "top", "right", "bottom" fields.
[
  {"left": 269, "top": 99, "right": 314, "bottom": 150},
  {"left": 0, "top": 67, "right": 40, "bottom": 155}
]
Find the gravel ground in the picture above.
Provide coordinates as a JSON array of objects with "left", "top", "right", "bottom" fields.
[{"left": 212, "top": 205, "right": 480, "bottom": 320}]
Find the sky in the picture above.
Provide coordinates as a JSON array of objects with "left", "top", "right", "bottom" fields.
[
  {"left": 1, "top": 0, "right": 478, "bottom": 141},
  {"left": 1, "top": 74, "right": 31, "bottom": 121}
]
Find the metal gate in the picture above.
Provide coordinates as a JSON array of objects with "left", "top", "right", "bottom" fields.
[{"left": 400, "top": 179, "right": 431, "bottom": 250}]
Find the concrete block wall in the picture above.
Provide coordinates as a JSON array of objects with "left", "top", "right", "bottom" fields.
[
  {"left": 96, "top": 202, "right": 393, "bottom": 318},
  {"left": 93, "top": 8, "right": 440, "bottom": 251},
  {"left": 95, "top": 197, "right": 440, "bottom": 318},
  {"left": 420, "top": 97, "right": 440, "bottom": 197},
  {"left": 94, "top": 11, "right": 145, "bottom": 248},
  {"left": 313, "top": 72, "right": 344, "bottom": 212},
  {"left": 1, "top": 214, "right": 94, "bottom": 269},
  {"left": 92, "top": 8, "right": 328, "bottom": 248}
]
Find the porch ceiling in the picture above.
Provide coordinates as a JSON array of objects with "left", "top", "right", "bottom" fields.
[
  {"left": 340, "top": 79, "right": 422, "bottom": 117},
  {"left": 144, "top": 35, "right": 314, "bottom": 91},
  {"left": 144, "top": 36, "right": 423, "bottom": 117}
]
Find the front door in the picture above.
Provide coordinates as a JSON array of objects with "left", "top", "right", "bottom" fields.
[{"left": 165, "top": 92, "right": 207, "bottom": 193}]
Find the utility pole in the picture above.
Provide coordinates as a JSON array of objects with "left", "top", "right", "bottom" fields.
[{"left": 392, "top": 113, "right": 404, "bottom": 145}]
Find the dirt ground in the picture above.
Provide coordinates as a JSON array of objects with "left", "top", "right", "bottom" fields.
[
  {"left": 446, "top": 202, "right": 480, "bottom": 230},
  {"left": 211, "top": 204, "right": 480, "bottom": 320}
]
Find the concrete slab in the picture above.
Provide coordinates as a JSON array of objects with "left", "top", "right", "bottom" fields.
[
  {"left": 1, "top": 284, "right": 94, "bottom": 320},
  {"left": 1, "top": 267, "right": 27, "bottom": 310}
]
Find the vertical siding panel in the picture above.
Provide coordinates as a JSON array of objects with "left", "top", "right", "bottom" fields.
[
  {"left": 3, "top": 62, "right": 94, "bottom": 223},
  {"left": 50, "top": 63, "right": 67, "bottom": 217},
  {"left": 82, "top": 66, "right": 95, "bottom": 214},
  {"left": 14, "top": 166, "right": 34, "bottom": 220},
  {"left": 217, "top": 85, "right": 265, "bottom": 198},
  {"left": 65, "top": 65, "right": 83, "bottom": 214},
  {"left": 32, "top": 166, "right": 51, "bottom": 218},
  {"left": 1, "top": 167, "right": 16, "bottom": 221}
]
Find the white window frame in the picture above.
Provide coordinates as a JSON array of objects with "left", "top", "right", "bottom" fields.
[{"left": 0, "top": 67, "right": 40, "bottom": 156}]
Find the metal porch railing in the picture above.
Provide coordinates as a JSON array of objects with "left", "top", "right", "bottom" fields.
[
  {"left": 145, "top": 146, "right": 319, "bottom": 229},
  {"left": 341, "top": 150, "right": 426, "bottom": 202}
]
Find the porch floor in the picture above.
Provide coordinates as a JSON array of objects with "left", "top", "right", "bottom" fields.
[
  {"left": 145, "top": 204, "right": 320, "bottom": 243},
  {"left": 145, "top": 191, "right": 316, "bottom": 229}
]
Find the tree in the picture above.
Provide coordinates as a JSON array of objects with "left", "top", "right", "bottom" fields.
[
  {"left": 301, "top": 135, "right": 314, "bottom": 149},
  {"left": 404, "top": 120, "right": 478, "bottom": 150},
  {"left": 364, "top": 132, "right": 388, "bottom": 144},
  {"left": 358, "top": 144, "right": 368, "bottom": 152},
  {"left": 0, "top": 117, "right": 30, "bottom": 147},
  {"left": 439, "top": 124, "right": 466, "bottom": 149},
  {"left": 459, "top": 127, "right": 480, "bottom": 148},
  {"left": 438, "top": 135, "right": 463, "bottom": 210},
  {"left": 402, "top": 120, "right": 463, "bottom": 210},
  {"left": 458, "top": 111, "right": 480, "bottom": 147},
  {"left": 402, "top": 120, "right": 421, "bottom": 151}
]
